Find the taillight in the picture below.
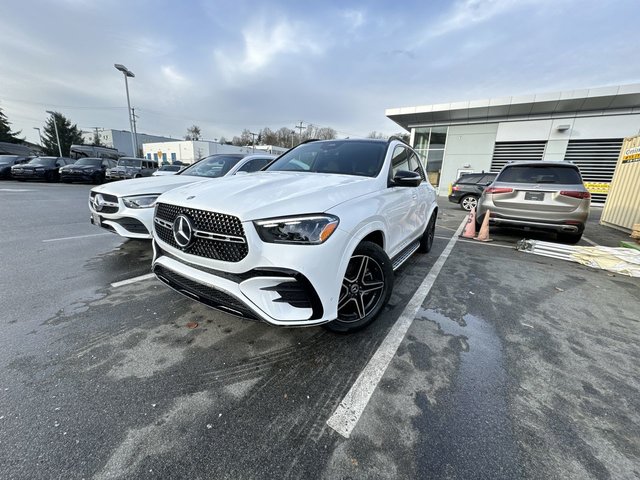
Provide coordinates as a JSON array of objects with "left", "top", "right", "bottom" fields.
[
  {"left": 485, "top": 187, "right": 513, "bottom": 194},
  {"left": 452, "top": 185, "right": 460, "bottom": 191},
  {"left": 560, "top": 190, "right": 591, "bottom": 199}
]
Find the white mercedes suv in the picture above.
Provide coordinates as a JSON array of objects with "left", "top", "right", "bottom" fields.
[{"left": 152, "top": 139, "right": 438, "bottom": 332}]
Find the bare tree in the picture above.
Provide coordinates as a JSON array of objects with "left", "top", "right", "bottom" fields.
[
  {"left": 185, "top": 125, "right": 202, "bottom": 141},
  {"left": 367, "top": 131, "right": 386, "bottom": 139}
]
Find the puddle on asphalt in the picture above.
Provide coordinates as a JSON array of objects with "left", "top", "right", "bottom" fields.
[{"left": 413, "top": 308, "right": 521, "bottom": 478}]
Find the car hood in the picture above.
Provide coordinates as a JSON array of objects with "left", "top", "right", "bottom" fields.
[
  {"left": 62, "top": 165, "right": 96, "bottom": 171},
  {"left": 157, "top": 171, "right": 380, "bottom": 221},
  {"left": 13, "top": 164, "right": 51, "bottom": 170},
  {"left": 92, "top": 174, "right": 210, "bottom": 196}
]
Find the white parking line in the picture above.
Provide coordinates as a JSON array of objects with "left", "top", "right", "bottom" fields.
[
  {"left": 581, "top": 236, "right": 599, "bottom": 247},
  {"left": 111, "top": 273, "right": 156, "bottom": 288},
  {"left": 0, "top": 188, "right": 33, "bottom": 192},
  {"left": 326, "top": 218, "right": 466, "bottom": 439},
  {"left": 456, "top": 238, "right": 515, "bottom": 249},
  {"left": 43, "top": 233, "right": 113, "bottom": 242}
]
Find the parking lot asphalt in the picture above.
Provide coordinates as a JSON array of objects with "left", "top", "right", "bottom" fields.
[{"left": 1, "top": 182, "right": 638, "bottom": 480}]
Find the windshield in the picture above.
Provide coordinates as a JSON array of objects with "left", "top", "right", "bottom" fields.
[
  {"left": 27, "top": 157, "right": 56, "bottom": 166},
  {"left": 265, "top": 140, "right": 386, "bottom": 177},
  {"left": 74, "top": 158, "right": 101, "bottom": 166},
  {"left": 179, "top": 155, "right": 244, "bottom": 178},
  {"left": 498, "top": 165, "right": 582, "bottom": 184},
  {"left": 117, "top": 158, "right": 141, "bottom": 168}
]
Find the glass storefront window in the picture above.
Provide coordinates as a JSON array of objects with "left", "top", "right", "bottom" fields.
[
  {"left": 429, "top": 127, "right": 447, "bottom": 149},
  {"left": 411, "top": 126, "right": 447, "bottom": 187},
  {"left": 414, "top": 128, "right": 430, "bottom": 150}
]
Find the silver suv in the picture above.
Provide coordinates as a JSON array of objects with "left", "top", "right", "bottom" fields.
[{"left": 476, "top": 161, "right": 590, "bottom": 243}]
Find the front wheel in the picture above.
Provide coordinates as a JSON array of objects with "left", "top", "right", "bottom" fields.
[{"left": 324, "top": 241, "right": 393, "bottom": 333}]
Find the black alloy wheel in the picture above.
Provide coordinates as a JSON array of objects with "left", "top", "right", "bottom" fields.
[
  {"left": 460, "top": 195, "right": 478, "bottom": 211},
  {"left": 325, "top": 241, "right": 393, "bottom": 333}
]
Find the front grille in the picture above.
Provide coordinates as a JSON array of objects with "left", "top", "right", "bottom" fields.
[
  {"left": 154, "top": 203, "right": 248, "bottom": 262},
  {"left": 154, "top": 265, "right": 257, "bottom": 319},
  {"left": 90, "top": 192, "right": 119, "bottom": 214}
]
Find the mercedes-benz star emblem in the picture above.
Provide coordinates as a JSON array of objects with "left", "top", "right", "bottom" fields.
[
  {"left": 94, "top": 194, "right": 104, "bottom": 212},
  {"left": 173, "top": 214, "right": 194, "bottom": 248}
]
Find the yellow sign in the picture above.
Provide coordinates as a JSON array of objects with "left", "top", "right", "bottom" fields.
[
  {"left": 157, "top": 150, "right": 163, "bottom": 159},
  {"left": 622, "top": 145, "right": 640, "bottom": 160},
  {"left": 584, "top": 182, "right": 610, "bottom": 194}
]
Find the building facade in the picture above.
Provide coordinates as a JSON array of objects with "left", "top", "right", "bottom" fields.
[
  {"left": 81, "top": 129, "right": 176, "bottom": 157},
  {"left": 142, "top": 141, "right": 288, "bottom": 165},
  {"left": 386, "top": 84, "right": 640, "bottom": 203}
]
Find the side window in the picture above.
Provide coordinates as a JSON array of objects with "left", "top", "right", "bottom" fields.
[
  {"left": 409, "top": 152, "right": 426, "bottom": 181},
  {"left": 237, "top": 158, "right": 270, "bottom": 173},
  {"left": 102, "top": 160, "right": 109, "bottom": 168},
  {"left": 390, "top": 146, "right": 410, "bottom": 179}
]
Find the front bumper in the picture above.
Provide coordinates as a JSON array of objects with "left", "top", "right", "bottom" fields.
[
  {"left": 151, "top": 225, "right": 351, "bottom": 326},
  {"left": 88, "top": 196, "right": 153, "bottom": 239},
  {"left": 11, "top": 170, "right": 47, "bottom": 180},
  {"left": 62, "top": 172, "right": 97, "bottom": 183}
]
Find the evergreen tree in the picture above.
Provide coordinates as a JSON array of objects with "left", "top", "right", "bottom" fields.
[
  {"left": 0, "top": 107, "right": 23, "bottom": 143},
  {"left": 42, "top": 112, "right": 84, "bottom": 156}
]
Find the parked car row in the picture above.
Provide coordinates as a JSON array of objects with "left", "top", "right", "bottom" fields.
[
  {"left": 0, "top": 153, "right": 184, "bottom": 184},
  {"left": 89, "top": 141, "right": 439, "bottom": 333}
]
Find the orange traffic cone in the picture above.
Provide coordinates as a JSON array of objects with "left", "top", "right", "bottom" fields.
[
  {"left": 475, "top": 209, "right": 492, "bottom": 242},
  {"left": 461, "top": 207, "right": 477, "bottom": 238}
]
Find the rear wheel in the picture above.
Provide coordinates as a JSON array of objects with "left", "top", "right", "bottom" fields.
[
  {"left": 460, "top": 195, "right": 478, "bottom": 211},
  {"left": 418, "top": 212, "right": 436, "bottom": 253},
  {"left": 324, "top": 241, "right": 393, "bottom": 333}
]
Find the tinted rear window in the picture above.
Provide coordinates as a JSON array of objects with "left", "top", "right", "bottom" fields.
[
  {"left": 457, "top": 174, "right": 483, "bottom": 184},
  {"left": 497, "top": 166, "right": 582, "bottom": 184}
]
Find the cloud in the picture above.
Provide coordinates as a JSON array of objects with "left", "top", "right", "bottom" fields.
[
  {"left": 341, "top": 9, "right": 365, "bottom": 29},
  {"left": 161, "top": 65, "right": 190, "bottom": 87},
  {"left": 428, "top": 0, "right": 540, "bottom": 37},
  {"left": 214, "top": 17, "right": 324, "bottom": 81}
]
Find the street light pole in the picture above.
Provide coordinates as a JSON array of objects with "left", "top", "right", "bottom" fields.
[
  {"left": 114, "top": 64, "right": 137, "bottom": 157},
  {"left": 45, "top": 111, "right": 62, "bottom": 157},
  {"left": 33, "top": 127, "right": 43, "bottom": 146}
]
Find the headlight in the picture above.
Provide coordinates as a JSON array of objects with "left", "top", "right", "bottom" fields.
[
  {"left": 122, "top": 195, "right": 159, "bottom": 209},
  {"left": 35, "top": 167, "right": 45, "bottom": 171},
  {"left": 254, "top": 214, "right": 339, "bottom": 245}
]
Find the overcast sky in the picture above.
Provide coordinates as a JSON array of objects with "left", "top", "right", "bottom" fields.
[{"left": 1, "top": 0, "right": 638, "bottom": 144}]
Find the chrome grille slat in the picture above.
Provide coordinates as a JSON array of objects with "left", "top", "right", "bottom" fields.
[{"left": 154, "top": 203, "right": 248, "bottom": 262}]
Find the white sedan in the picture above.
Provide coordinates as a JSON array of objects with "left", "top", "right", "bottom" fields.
[
  {"left": 89, "top": 153, "right": 275, "bottom": 239},
  {"left": 152, "top": 164, "right": 183, "bottom": 176}
]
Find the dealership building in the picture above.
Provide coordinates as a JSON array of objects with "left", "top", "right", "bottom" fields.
[{"left": 386, "top": 84, "right": 640, "bottom": 203}]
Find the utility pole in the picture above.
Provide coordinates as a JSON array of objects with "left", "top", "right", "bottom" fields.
[
  {"left": 295, "top": 121, "right": 305, "bottom": 139},
  {"left": 249, "top": 132, "right": 258, "bottom": 153},
  {"left": 131, "top": 107, "right": 139, "bottom": 157}
]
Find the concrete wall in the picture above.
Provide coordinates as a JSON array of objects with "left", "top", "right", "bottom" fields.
[{"left": 436, "top": 123, "right": 498, "bottom": 194}]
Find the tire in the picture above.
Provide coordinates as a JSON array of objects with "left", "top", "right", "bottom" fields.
[
  {"left": 418, "top": 211, "right": 436, "bottom": 253},
  {"left": 557, "top": 232, "right": 582, "bottom": 244},
  {"left": 324, "top": 241, "right": 393, "bottom": 333},
  {"left": 460, "top": 195, "right": 478, "bottom": 211},
  {"left": 134, "top": 174, "right": 142, "bottom": 179}
]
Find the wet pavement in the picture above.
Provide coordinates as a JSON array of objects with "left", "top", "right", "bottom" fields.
[{"left": 1, "top": 182, "right": 639, "bottom": 479}]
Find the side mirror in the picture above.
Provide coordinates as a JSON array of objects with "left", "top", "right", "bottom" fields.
[{"left": 393, "top": 170, "right": 422, "bottom": 187}]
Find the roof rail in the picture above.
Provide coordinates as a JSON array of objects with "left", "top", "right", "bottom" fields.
[{"left": 387, "top": 135, "right": 410, "bottom": 146}]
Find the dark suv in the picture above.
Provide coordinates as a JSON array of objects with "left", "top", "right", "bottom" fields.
[{"left": 448, "top": 172, "right": 497, "bottom": 211}]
